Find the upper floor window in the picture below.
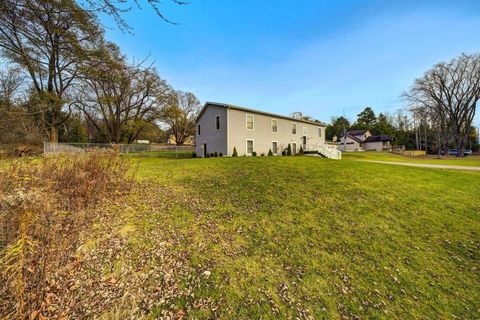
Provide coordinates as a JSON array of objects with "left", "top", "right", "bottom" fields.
[
  {"left": 292, "top": 123, "right": 297, "bottom": 134},
  {"left": 318, "top": 127, "right": 322, "bottom": 137},
  {"left": 246, "top": 114, "right": 254, "bottom": 130},
  {"left": 215, "top": 115, "right": 220, "bottom": 130},
  {"left": 272, "top": 119, "right": 278, "bottom": 133},
  {"left": 197, "top": 124, "right": 201, "bottom": 135},
  {"left": 303, "top": 127, "right": 307, "bottom": 135}
]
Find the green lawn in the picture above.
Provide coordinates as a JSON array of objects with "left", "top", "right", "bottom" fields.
[
  {"left": 342, "top": 151, "right": 480, "bottom": 167},
  {"left": 106, "top": 155, "right": 480, "bottom": 319}
]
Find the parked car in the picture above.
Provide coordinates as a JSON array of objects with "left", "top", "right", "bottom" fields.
[{"left": 447, "top": 149, "right": 473, "bottom": 156}]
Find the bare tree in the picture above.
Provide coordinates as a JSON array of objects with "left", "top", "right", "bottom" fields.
[
  {"left": 0, "top": 0, "right": 102, "bottom": 142},
  {"left": 75, "top": 43, "right": 170, "bottom": 143},
  {"left": 161, "top": 91, "right": 201, "bottom": 145},
  {"left": 405, "top": 53, "right": 480, "bottom": 156}
]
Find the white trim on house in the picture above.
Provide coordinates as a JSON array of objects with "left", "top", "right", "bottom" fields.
[
  {"left": 271, "top": 119, "right": 278, "bottom": 133},
  {"left": 292, "top": 122, "right": 297, "bottom": 135},
  {"left": 215, "top": 115, "right": 220, "bottom": 131},
  {"left": 303, "top": 126, "right": 307, "bottom": 135},
  {"left": 272, "top": 141, "right": 278, "bottom": 155},
  {"left": 292, "top": 142, "right": 297, "bottom": 155},
  {"left": 246, "top": 139, "right": 254, "bottom": 155},
  {"left": 246, "top": 114, "right": 254, "bottom": 131},
  {"left": 226, "top": 108, "right": 230, "bottom": 155},
  {"left": 318, "top": 127, "right": 322, "bottom": 137}
]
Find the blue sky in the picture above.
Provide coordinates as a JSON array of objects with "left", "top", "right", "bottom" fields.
[{"left": 101, "top": 0, "right": 480, "bottom": 125}]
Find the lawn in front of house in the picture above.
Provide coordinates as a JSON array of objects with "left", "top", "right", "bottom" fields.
[
  {"left": 114, "top": 155, "right": 480, "bottom": 319},
  {"left": 342, "top": 151, "right": 480, "bottom": 167}
]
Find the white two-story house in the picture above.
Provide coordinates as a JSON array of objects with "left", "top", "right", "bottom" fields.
[{"left": 195, "top": 102, "right": 340, "bottom": 159}]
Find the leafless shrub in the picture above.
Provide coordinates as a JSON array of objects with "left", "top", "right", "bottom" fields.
[{"left": 0, "top": 150, "right": 133, "bottom": 319}]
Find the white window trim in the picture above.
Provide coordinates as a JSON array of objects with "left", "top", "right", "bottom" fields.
[
  {"left": 215, "top": 115, "right": 220, "bottom": 131},
  {"left": 246, "top": 114, "right": 254, "bottom": 131},
  {"left": 318, "top": 127, "right": 322, "bottom": 137},
  {"left": 246, "top": 139, "right": 254, "bottom": 155},
  {"left": 272, "top": 141, "right": 278, "bottom": 155},
  {"left": 291, "top": 122, "right": 297, "bottom": 135},
  {"left": 303, "top": 126, "right": 307, "bottom": 135},
  {"left": 292, "top": 142, "right": 297, "bottom": 155},
  {"left": 271, "top": 119, "right": 278, "bottom": 133}
]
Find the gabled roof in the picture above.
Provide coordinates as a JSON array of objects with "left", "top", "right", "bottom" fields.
[
  {"left": 364, "top": 135, "right": 393, "bottom": 142},
  {"left": 196, "top": 102, "right": 327, "bottom": 127},
  {"left": 347, "top": 130, "right": 367, "bottom": 136},
  {"left": 346, "top": 134, "right": 364, "bottom": 143}
]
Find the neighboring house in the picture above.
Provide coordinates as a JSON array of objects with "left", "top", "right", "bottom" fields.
[
  {"left": 195, "top": 102, "right": 340, "bottom": 158},
  {"left": 167, "top": 134, "right": 194, "bottom": 145},
  {"left": 335, "top": 130, "right": 393, "bottom": 152}
]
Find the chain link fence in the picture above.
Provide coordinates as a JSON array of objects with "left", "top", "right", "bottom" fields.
[{"left": 43, "top": 142, "right": 194, "bottom": 158}]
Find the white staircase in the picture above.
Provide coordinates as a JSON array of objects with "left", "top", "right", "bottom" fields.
[
  {"left": 318, "top": 144, "right": 342, "bottom": 159},
  {"left": 304, "top": 144, "right": 342, "bottom": 159}
]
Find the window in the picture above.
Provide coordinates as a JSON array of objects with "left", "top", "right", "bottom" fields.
[
  {"left": 215, "top": 115, "right": 220, "bottom": 130},
  {"left": 197, "top": 124, "right": 201, "bottom": 135},
  {"left": 272, "top": 141, "right": 278, "bottom": 155},
  {"left": 303, "top": 127, "right": 307, "bottom": 135},
  {"left": 246, "top": 139, "right": 254, "bottom": 154},
  {"left": 272, "top": 119, "right": 278, "bottom": 133},
  {"left": 246, "top": 114, "right": 254, "bottom": 130},
  {"left": 292, "top": 143, "right": 297, "bottom": 155},
  {"left": 292, "top": 123, "right": 297, "bottom": 134},
  {"left": 318, "top": 127, "right": 322, "bottom": 137}
]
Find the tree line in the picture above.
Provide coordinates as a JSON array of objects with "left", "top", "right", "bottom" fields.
[
  {"left": 325, "top": 53, "right": 480, "bottom": 155},
  {"left": 0, "top": 0, "right": 198, "bottom": 146}
]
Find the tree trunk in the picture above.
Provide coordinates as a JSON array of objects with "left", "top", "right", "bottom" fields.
[{"left": 50, "top": 125, "right": 58, "bottom": 143}]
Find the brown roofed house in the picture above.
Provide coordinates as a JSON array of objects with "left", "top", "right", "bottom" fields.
[{"left": 335, "top": 130, "right": 393, "bottom": 152}]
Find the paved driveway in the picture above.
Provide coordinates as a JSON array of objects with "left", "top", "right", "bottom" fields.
[{"left": 361, "top": 160, "right": 480, "bottom": 171}]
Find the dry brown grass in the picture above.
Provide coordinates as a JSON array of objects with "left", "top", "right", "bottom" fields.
[{"left": 0, "top": 150, "right": 132, "bottom": 319}]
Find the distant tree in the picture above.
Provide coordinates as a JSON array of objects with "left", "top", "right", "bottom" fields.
[
  {"left": 290, "top": 111, "right": 320, "bottom": 122},
  {"left": 0, "top": 0, "right": 102, "bottom": 142},
  {"left": 326, "top": 116, "right": 350, "bottom": 140},
  {"left": 354, "top": 107, "right": 377, "bottom": 130},
  {"left": 75, "top": 43, "right": 170, "bottom": 143},
  {"left": 371, "top": 113, "right": 395, "bottom": 136},
  {"left": 405, "top": 53, "right": 480, "bottom": 156},
  {"left": 160, "top": 91, "right": 201, "bottom": 146}
]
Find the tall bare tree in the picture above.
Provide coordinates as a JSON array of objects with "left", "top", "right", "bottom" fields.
[
  {"left": 405, "top": 53, "right": 480, "bottom": 156},
  {"left": 75, "top": 43, "right": 170, "bottom": 143},
  {"left": 161, "top": 91, "right": 201, "bottom": 145},
  {"left": 0, "top": 0, "right": 101, "bottom": 142}
]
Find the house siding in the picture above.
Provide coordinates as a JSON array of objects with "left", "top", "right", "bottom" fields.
[
  {"left": 227, "top": 108, "right": 325, "bottom": 156},
  {"left": 195, "top": 105, "right": 227, "bottom": 157}
]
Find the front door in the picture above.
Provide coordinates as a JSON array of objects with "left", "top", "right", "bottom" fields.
[
  {"left": 203, "top": 143, "right": 207, "bottom": 157},
  {"left": 302, "top": 136, "right": 307, "bottom": 150}
]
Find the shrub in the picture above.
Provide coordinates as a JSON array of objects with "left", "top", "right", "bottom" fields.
[
  {"left": 299, "top": 146, "right": 304, "bottom": 155},
  {"left": 214, "top": 151, "right": 219, "bottom": 157},
  {"left": 282, "top": 150, "right": 287, "bottom": 156},
  {"left": 252, "top": 151, "right": 257, "bottom": 157},
  {"left": 219, "top": 152, "right": 223, "bottom": 157},
  {"left": 232, "top": 147, "right": 238, "bottom": 157},
  {"left": 287, "top": 144, "right": 292, "bottom": 156},
  {"left": 268, "top": 149, "right": 273, "bottom": 156},
  {"left": 0, "top": 150, "right": 132, "bottom": 318},
  {"left": 192, "top": 151, "right": 197, "bottom": 158},
  {"left": 210, "top": 153, "right": 215, "bottom": 158},
  {"left": 261, "top": 153, "right": 265, "bottom": 157}
]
